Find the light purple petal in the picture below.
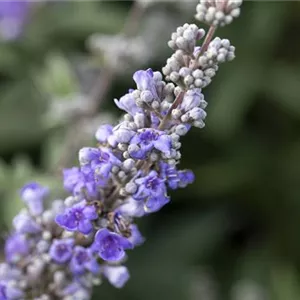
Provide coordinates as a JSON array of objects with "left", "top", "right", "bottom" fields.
[{"left": 78, "top": 220, "right": 93, "bottom": 235}]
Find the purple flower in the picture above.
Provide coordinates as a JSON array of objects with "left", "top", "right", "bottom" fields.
[
  {"left": 159, "top": 163, "right": 195, "bottom": 189},
  {"left": 49, "top": 239, "right": 74, "bottom": 264},
  {"left": 103, "top": 265, "right": 130, "bottom": 288},
  {"left": 134, "top": 171, "right": 165, "bottom": 200},
  {"left": 79, "top": 148, "right": 118, "bottom": 184},
  {"left": 134, "top": 171, "right": 170, "bottom": 212},
  {"left": 79, "top": 147, "right": 103, "bottom": 166},
  {"left": 178, "top": 170, "right": 195, "bottom": 188},
  {"left": 63, "top": 167, "right": 97, "bottom": 198},
  {"left": 5, "top": 234, "right": 29, "bottom": 263},
  {"left": 0, "top": 0, "right": 30, "bottom": 40},
  {"left": 12, "top": 212, "right": 41, "bottom": 234},
  {"left": 145, "top": 195, "right": 170, "bottom": 213},
  {"left": 20, "top": 182, "right": 49, "bottom": 216},
  {"left": 180, "top": 88, "right": 206, "bottom": 112},
  {"left": 128, "top": 129, "right": 171, "bottom": 159},
  {"left": 56, "top": 201, "right": 98, "bottom": 234},
  {"left": 133, "top": 69, "right": 158, "bottom": 99},
  {"left": 159, "top": 162, "right": 179, "bottom": 189},
  {"left": 114, "top": 91, "right": 141, "bottom": 116},
  {"left": 0, "top": 280, "right": 23, "bottom": 300},
  {"left": 70, "top": 246, "right": 100, "bottom": 276},
  {"left": 92, "top": 228, "right": 132, "bottom": 262},
  {"left": 63, "top": 167, "right": 85, "bottom": 194},
  {"left": 95, "top": 124, "right": 113, "bottom": 143}
]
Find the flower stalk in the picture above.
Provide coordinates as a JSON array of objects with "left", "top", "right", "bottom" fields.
[{"left": 0, "top": 1, "right": 243, "bottom": 299}]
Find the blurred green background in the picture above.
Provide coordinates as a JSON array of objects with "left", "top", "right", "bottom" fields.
[{"left": 1, "top": 1, "right": 300, "bottom": 299}]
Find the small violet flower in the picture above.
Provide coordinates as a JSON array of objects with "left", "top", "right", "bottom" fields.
[
  {"left": 5, "top": 234, "right": 29, "bottom": 263},
  {"left": 133, "top": 68, "right": 158, "bottom": 100},
  {"left": 70, "top": 246, "right": 100, "bottom": 276},
  {"left": 92, "top": 228, "right": 133, "bottom": 262},
  {"left": 133, "top": 170, "right": 170, "bottom": 213},
  {"left": 56, "top": 200, "right": 98, "bottom": 235},
  {"left": 114, "top": 91, "right": 142, "bottom": 116},
  {"left": 12, "top": 212, "right": 41, "bottom": 234},
  {"left": 128, "top": 129, "right": 171, "bottom": 159},
  {"left": 63, "top": 167, "right": 98, "bottom": 198},
  {"left": 20, "top": 182, "right": 49, "bottom": 216},
  {"left": 49, "top": 239, "right": 74, "bottom": 264}
]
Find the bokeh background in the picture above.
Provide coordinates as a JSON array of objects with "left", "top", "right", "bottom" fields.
[{"left": 1, "top": 1, "right": 300, "bottom": 299}]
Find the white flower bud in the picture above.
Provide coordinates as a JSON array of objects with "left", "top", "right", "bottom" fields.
[
  {"left": 175, "top": 124, "right": 188, "bottom": 136},
  {"left": 123, "top": 158, "right": 135, "bottom": 171},
  {"left": 125, "top": 182, "right": 137, "bottom": 194},
  {"left": 42, "top": 231, "right": 52, "bottom": 241}
]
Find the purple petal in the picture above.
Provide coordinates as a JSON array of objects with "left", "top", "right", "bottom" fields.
[
  {"left": 82, "top": 205, "right": 98, "bottom": 220},
  {"left": 118, "top": 236, "right": 133, "bottom": 250},
  {"left": 78, "top": 220, "right": 93, "bottom": 235},
  {"left": 94, "top": 228, "right": 110, "bottom": 244},
  {"left": 154, "top": 135, "right": 171, "bottom": 153}
]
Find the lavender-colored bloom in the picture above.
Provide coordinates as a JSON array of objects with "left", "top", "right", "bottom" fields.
[
  {"left": 133, "top": 69, "right": 158, "bottom": 99},
  {"left": 79, "top": 148, "right": 118, "bottom": 184},
  {"left": 159, "top": 162, "right": 194, "bottom": 190},
  {"left": 145, "top": 195, "right": 170, "bottom": 213},
  {"left": 12, "top": 212, "right": 41, "bottom": 234},
  {"left": 20, "top": 182, "right": 49, "bottom": 216},
  {"left": 178, "top": 170, "right": 195, "bottom": 188},
  {"left": 63, "top": 167, "right": 85, "bottom": 194},
  {"left": 0, "top": 280, "right": 23, "bottom": 300},
  {"left": 159, "top": 162, "right": 179, "bottom": 189},
  {"left": 5, "top": 233, "right": 29, "bottom": 263},
  {"left": 102, "top": 265, "right": 130, "bottom": 288},
  {"left": 49, "top": 239, "right": 74, "bottom": 264},
  {"left": 56, "top": 200, "right": 98, "bottom": 234},
  {"left": 129, "top": 129, "right": 171, "bottom": 159},
  {"left": 0, "top": 0, "right": 30, "bottom": 41},
  {"left": 79, "top": 147, "right": 102, "bottom": 166},
  {"left": 134, "top": 170, "right": 165, "bottom": 200},
  {"left": 95, "top": 124, "right": 113, "bottom": 143},
  {"left": 180, "top": 88, "right": 205, "bottom": 112},
  {"left": 114, "top": 91, "right": 141, "bottom": 116},
  {"left": 134, "top": 171, "right": 170, "bottom": 212},
  {"left": 70, "top": 246, "right": 100, "bottom": 276},
  {"left": 63, "top": 167, "right": 97, "bottom": 198},
  {"left": 92, "top": 228, "right": 132, "bottom": 262}
]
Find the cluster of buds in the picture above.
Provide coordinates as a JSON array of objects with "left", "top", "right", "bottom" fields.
[
  {"left": 195, "top": 0, "right": 243, "bottom": 27},
  {"left": 162, "top": 26, "right": 235, "bottom": 90},
  {"left": 0, "top": 0, "right": 242, "bottom": 299}
]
